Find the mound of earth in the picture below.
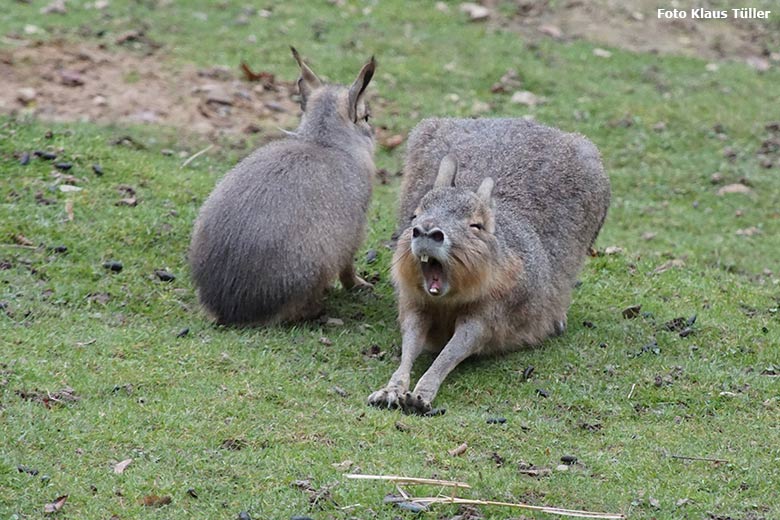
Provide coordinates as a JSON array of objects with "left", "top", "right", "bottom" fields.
[{"left": 0, "top": 40, "right": 300, "bottom": 136}]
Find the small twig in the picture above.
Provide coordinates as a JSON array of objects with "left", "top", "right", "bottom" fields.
[
  {"left": 180, "top": 144, "right": 214, "bottom": 169},
  {"left": 75, "top": 339, "right": 97, "bottom": 347},
  {"left": 345, "top": 474, "right": 471, "bottom": 489},
  {"left": 627, "top": 383, "right": 636, "bottom": 399},
  {"left": 670, "top": 454, "right": 729, "bottom": 464},
  {"left": 409, "top": 496, "right": 624, "bottom": 519},
  {"left": 0, "top": 244, "right": 37, "bottom": 249}
]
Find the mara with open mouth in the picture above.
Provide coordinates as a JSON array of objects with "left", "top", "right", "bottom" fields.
[{"left": 369, "top": 117, "right": 611, "bottom": 415}]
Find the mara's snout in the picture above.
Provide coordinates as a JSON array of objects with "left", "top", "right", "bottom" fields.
[{"left": 410, "top": 223, "right": 450, "bottom": 296}]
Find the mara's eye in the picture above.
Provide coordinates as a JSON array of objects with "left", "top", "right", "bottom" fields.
[
  {"left": 410, "top": 214, "right": 417, "bottom": 221},
  {"left": 470, "top": 223, "right": 484, "bottom": 231},
  {"left": 363, "top": 114, "right": 371, "bottom": 122}
]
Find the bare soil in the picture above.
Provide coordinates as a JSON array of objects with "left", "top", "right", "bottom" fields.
[
  {"left": 0, "top": 40, "right": 300, "bottom": 137},
  {"left": 494, "top": 0, "right": 778, "bottom": 63}
]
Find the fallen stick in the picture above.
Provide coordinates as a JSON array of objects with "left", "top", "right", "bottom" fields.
[
  {"left": 411, "top": 496, "right": 625, "bottom": 519},
  {"left": 346, "top": 474, "right": 625, "bottom": 519},
  {"left": 345, "top": 474, "right": 471, "bottom": 489},
  {"left": 670, "top": 454, "right": 729, "bottom": 464}
]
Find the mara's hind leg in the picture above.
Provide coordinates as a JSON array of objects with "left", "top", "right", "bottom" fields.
[
  {"left": 277, "top": 288, "right": 326, "bottom": 323},
  {"left": 339, "top": 262, "right": 373, "bottom": 291}
]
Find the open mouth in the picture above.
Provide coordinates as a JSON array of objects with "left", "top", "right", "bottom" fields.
[{"left": 420, "top": 254, "right": 445, "bottom": 296}]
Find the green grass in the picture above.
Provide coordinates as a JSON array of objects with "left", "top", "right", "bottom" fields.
[{"left": 2, "top": 1, "right": 780, "bottom": 519}]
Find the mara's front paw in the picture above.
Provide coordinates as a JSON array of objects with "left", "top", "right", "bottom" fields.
[
  {"left": 367, "top": 386, "right": 405, "bottom": 409},
  {"left": 400, "top": 392, "right": 433, "bottom": 416}
]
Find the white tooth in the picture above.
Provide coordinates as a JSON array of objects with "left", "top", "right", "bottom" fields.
[
  {"left": 420, "top": 254, "right": 429, "bottom": 263},
  {"left": 429, "top": 287, "right": 439, "bottom": 295}
]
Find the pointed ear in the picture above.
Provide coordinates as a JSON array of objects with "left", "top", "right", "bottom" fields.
[
  {"left": 291, "top": 46, "right": 322, "bottom": 110},
  {"left": 347, "top": 56, "right": 375, "bottom": 123},
  {"left": 434, "top": 154, "right": 458, "bottom": 189},
  {"left": 476, "top": 177, "right": 494, "bottom": 203}
]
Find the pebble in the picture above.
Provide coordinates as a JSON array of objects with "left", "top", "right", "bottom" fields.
[
  {"left": 54, "top": 162, "right": 73, "bottom": 171},
  {"left": 19, "top": 152, "right": 31, "bottom": 165},
  {"left": 365, "top": 249, "right": 378, "bottom": 264},
  {"left": 535, "top": 388, "right": 550, "bottom": 398},
  {"left": 176, "top": 327, "right": 190, "bottom": 338},
  {"left": 91, "top": 164, "right": 104, "bottom": 176},
  {"left": 238, "top": 512, "right": 251, "bottom": 520},
  {"left": 487, "top": 417, "right": 507, "bottom": 424}
]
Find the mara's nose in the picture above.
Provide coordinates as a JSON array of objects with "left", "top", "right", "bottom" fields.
[{"left": 412, "top": 225, "right": 445, "bottom": 244}]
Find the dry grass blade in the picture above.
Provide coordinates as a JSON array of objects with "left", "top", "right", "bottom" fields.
[
  {"left": 411, "top": 496, "right": 626, "bottom": 519},
  {"left": 345, "top": 474, "right": 471, "bottom": 489},
  {"left": 180, "top": 144, "right": 213, "bottom": 169}
]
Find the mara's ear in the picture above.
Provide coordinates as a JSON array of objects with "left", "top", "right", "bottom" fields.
[
  {"left": 476, "top": 177, "right": 495, "bottom": 203},
  {"left": 433, "top": 154, "right": 458, "bottom": 189},
  {"left": 291, "top": 46, "right": 322, "bottom": 110},
  {"left": 347, "top": 56, "right": 375, "bottom": 123}
]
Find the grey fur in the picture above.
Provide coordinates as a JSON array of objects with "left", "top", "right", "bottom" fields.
[
  {"left": 369, "top": 117, "right": 610, "bottom": 413},
  {"left": 189, "top": 50, "right": 376, "bottom": 325}
]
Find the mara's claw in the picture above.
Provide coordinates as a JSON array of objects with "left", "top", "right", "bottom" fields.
[
  {"left": 400, "top": 392, "right": 433, "bottom": 416},
  {"left": 367, "top": 387, "right": 404, "bottom": 410}
]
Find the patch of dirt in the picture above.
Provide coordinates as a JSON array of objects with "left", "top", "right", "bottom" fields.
[
  {"left": 494, "top": 0, "right": 779, "bottom": 62},
  {"left": 0, "top": 40, "right": 300, "bottom": 136}
]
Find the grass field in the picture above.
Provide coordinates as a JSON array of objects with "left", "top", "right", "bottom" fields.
[{"left": 1, "top": 1, "right": 779, "bottom": 519}]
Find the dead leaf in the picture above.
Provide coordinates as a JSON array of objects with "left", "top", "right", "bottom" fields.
[
  {"left": 717, "top": 183, "right": 753, "bottom": 196},
  {"left": 140, "top": 495, "right": 172, "bottom": 507},
  {"left": 59, "top": 185, "right": 82, "bottom": 193},
  {"left": 87, "top": 292, "right": 110, "bottom": 304},
  {"left": 41, "top": 0, "right": 67, "bottom": 15},
  {"left": 622, "top": 304, "right": 642, "bottom": 319},
  {"left": 518, "top": 462, "right": 552, "bottom": 477},
  {"left": 12, "top": 233, "right": 34, "bottom": 246},
  {"left": 44, "top": 495, "right": 68, "bottom": 514},
  {"left": 59, "top": 69, "right": 85, "bottom": 87},
  {"left": 510, "top": 90, "right": 545, "bottom": 106},
  {"left": 736, "top": 226, "right": 761, "bottom": 236},
  {"left": 240, "top": 62, "right": 276, "bottom": 88},
  {"left": 459, "top": 3, "right": 490, "bottom": 21},
  {"left": 115, "top": 29, "right": 143, "bottom": 44},
  {"left": 490, "top": 68, "right": 521, "bottom": 93},
  {"left": 448, "top": 442, "right": 468, "bottom": 457},
  {"left": 319, "top": 337, "right": 333, "bottom": 346},
  {"left": 331, "top": 459, "right": 353, "bottom": 471},
  {"left": 380, "top": 133, "right": 404, "bottom": 150},
  {"left": 604, "top": 246, "right": 624, "bottom": 255},
  {"left": 115, "top": 197, "right": 137, "bottom": 207},
  {"left": 653, "top": 258, "right": 685, "bottom": 275},
  {"left": 641, "top": 232, "right": 657, "bottom": 241},
  {"left": 593, "top": 48, "right": 612, "bottom": 58},
  {"left": 65, "top": 199, "right": 74, "bottom": 222},
  {"left": 113, "top": 458, "right": 132, "bottom": 474},
  {"left": 538, "top": 24, "right": 563, "bottom": 39},
  {"left": 220, "top": 438, "right": 246, "bottom": 451},
  {"left": 746, "top": 56, "right": 770, "bottom": 72}
]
